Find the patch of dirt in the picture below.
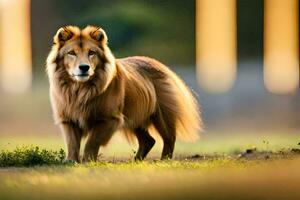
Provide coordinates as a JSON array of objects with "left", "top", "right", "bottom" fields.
[{"left": 173, "top": 148, "right": 300, "bottom": 162}]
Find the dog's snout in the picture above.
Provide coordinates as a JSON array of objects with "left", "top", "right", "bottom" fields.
[{"left": 79, "top": 64, "right": 90, "bottom": 73}]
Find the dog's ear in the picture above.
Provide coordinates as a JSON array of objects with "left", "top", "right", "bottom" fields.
[
  {"left": 83, "top": 26, "right": 108, "bottom": 46},
  {"left": 53, "top": 26, "right": 77, "bottom": 46}
]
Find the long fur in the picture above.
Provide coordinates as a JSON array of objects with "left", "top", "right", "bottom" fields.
[{"left": 46, "top": 25, "right": 202, "bottom": 161}]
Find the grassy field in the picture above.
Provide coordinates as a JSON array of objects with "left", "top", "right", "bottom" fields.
[
  {"left": 0, "top": 132, "right": 300, "bottom": 200},
  {"left": 0, "top": 158, "right": 299, "bottom": 200}
]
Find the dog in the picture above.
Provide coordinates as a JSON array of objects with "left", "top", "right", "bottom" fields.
[{"left": 46, "top": 25, "right": 202, "bottom": 162}]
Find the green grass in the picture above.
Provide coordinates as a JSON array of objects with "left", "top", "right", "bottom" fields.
[{"left": 0, "top": 146, "right": 65, "bottom": 167}]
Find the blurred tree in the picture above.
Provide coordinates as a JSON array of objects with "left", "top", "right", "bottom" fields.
[{"left": 237, "top": 0, "right": 263, "bottom": 62}]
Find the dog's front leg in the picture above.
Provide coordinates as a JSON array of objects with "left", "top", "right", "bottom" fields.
[
  {"left": 82, "top": 119, "right": 119, "bottom": 162},
  {"left": 60, "top": 122, "right": 83, "bottom": 163}
]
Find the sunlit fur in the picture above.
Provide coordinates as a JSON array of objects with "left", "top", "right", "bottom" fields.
[{"left": 46, "top": 25, "right": 203, "bottom": 162}]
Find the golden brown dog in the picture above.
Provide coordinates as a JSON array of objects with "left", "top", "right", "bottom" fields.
[{"left": 46, "top": 25, "right": 202, "bottom": 162}]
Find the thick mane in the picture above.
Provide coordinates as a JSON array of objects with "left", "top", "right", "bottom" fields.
[
  {"left": 53, "top": 60, "right": 102, "bottom": 105},
  {"left": 46, "top": 32, "right": 117, "bottom": 96}
]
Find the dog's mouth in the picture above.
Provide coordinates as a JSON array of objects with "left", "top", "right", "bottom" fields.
[
  {"left": 73, "top": 73, "right": 89, "bottom": 77},
  {"left": 72, "top": 73, "right": 90, "bottom": 82}
]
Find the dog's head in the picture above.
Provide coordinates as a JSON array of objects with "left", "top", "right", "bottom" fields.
[{"left": 47, "top": 25, "right": 116, "bottom": 89}]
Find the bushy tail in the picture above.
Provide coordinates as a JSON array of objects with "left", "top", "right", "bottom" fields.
[
  {"left": 169, "top": 69, "right": 203, "bottom": 141},
  {"left": 151, "top": 64, "right": 203, "bottom": 142}
]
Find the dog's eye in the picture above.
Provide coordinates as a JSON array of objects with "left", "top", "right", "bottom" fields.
[
  {"left": 67, "top": 50, "right": 76, "bottom": 56},
  {"left": 88, "top": 50, "right": 96, "bottom": 56}
]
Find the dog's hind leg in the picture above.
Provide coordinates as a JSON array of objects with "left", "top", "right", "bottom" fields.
[
  {"left": 152, "top": 108, "right": 176, "bottom": 160},
  {"left": 134, "top": 127, "right": 155, "bottom": 161},
  {"left": 161, "top": 131, "right": 176, "bottom": 160}
]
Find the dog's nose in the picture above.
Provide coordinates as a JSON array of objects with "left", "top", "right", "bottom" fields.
[{"left": 79, "top": 64, "right": 90, "bottom": 73}]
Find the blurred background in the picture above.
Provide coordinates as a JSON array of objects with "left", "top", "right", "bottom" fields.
[{"left": 0, "top": 0, "right": 299, "bottom": 154}]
